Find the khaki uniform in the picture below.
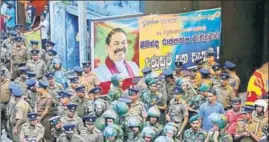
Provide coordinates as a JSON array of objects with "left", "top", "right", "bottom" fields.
[
  {"left": 2, "top": 38, "right": 15, "bottom": 55},
  {"left": 183, "top": 128, "right": 207, "bottom": 142},
  {"left": 36, "top": 93, "right": 53, "bottom": 142},
  {"left": 229, "top": 73, "right": 241, "bottom": 92},
  {"left": 129, "top": 100, "right": 147, "bottom": 118},
  {"left": 19, "top": 123, "right": 45, "bottom": 142},
  {"left": 25, "top": 91, "right": 38, "bottom": 109},
  {"left": 26, "top": 59, "right": 47, "bottom": 79},
  {"left": 168, "top": 98, "right": 188, "bottom": 129},
  {"left": 200, "top": 78, "right": 213, "bottom": 88},
  {"left": 58, "top": 105, "right": 69, "bottom": 117},
  {"left": 252, "top": 111, "right": 268, "bottom": 133},
  {"left": 48, "top": 83, "right": 63, "bottom": 105},
  {"left": 60, "top": 115, "right": 84, "bottom": 134},
  {"left": 1, "top": 47, "right": 11, "bottom": 67},
  {"left": 81, "top": 128, "right": 104, "bottom": 142},
  {"left": 71, "top": 96, "right": 90, "bottom": 118},
  {"left": 1, "top": 79, "right": 11, "bottom": 136},
  {"left": 191, "top": 72, "right": 202, "bottom": 89},
  {"left": 213, "top": 84, "right": 235, "bottom": 109},
  {"left": 51, "top": 128, "right": 64, "bottom": 142},
  {"left": 14, "top": 77, "right": 27, "bottom": 95},
  {"left": 80, "top": 72, "right": 100, "bottom": 92},
  {"left": 56, "top": 133, "right": 84, "bottom": 142},
  {"left": 9, "top": 99, "right": 31, "bottom": 142},
  {"left": 27, "top": 48, "right": 46, "bottom": 61},
  {"left": 11, "top": 45, "right": 27, "bottom": 79},
  {"left": 236, "top": 119, "right": 263, "bottom": 142}
]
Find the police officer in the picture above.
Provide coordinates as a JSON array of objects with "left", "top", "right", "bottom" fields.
[
  {"left": 46, "top": 72, "right": 63, "bottom": 104},
  {"left": 25, "top": 78, "right": 38, "bottom": 109},
  {"left": 107, "top": 73, "right": 124, "bottom": 103},
  {"left": 35, "top": 80, "right": 53, "bottom": 142},
  {"left": 60, "top": 103, "right": 84, "bottom": 134},
  {"left": 144, "top": 106, "right": 163, "bottom": 136},
  {"left": 27, "top": 40, "right": 46, "bottom": 61},
  {"left": 183, "top": 114, "right": 207, "bottom": 142},
  {"left": 224, "top": 61, "right": 240, "bottom": 95},
  {"left": 162, "top": 123, "right": 178, "bottom": 141},
  {"left": 199, "top": 68, "right": 213, "bottom": 87},
  {"left": 9, "top": 87, "right": 32, "bottom": 142},
  {"left": 10, "top": 36, "right": 27, "bottom": 80},
  {"left": 73, "top": 66, "right": 83, "bottom": 83},
  {"left": 166, "top": 86, "right": 189, "bottom": 140},
  {"left": 71, "top": 85, "right": 90, "bottom": 118},
  {"left": 81, "top": 116, "right": 104, "bottom": 142},
  {"left": 141, "top": 126, "right": 157, "bottom": 142},
  {"left": 211, "top": 63, "right": 222, "bottom": 86},
  {"left": 253, "top": 99, "right": 268, "bottom": 132},
  {"left": 80, "top": 61, "right": 100, "bottom": 92},
  {"left": 19, "top": 112, "right": 45, "bottom": 142},
  {"left": 205, "top": 113, "right": 233, "bottom": 142},
  {"left": 127, "top": 88, "right": 147, "bottom": 120},
  {"left": 162, "top": 69, "right": 176, "bottom": 105},
  {"left": 48, "top": 116, "right": 64, "bottom": 142},
  {"left": 203, "top": 49, "right": 216, "bottom": 74},
  {"left": 187, "top": 66, "right": 201, "bottom": 89},
  {"left": 46, "top": 49, "right": 58, "bottom": 72},
  {"left": 104, "top": 124, "right": 123, "bottom": 142},
  {"left": 57, "top": 90, "right": 72, "bottom": 116},
  {"left": 126, "top": 116, "right": 144, "bottom": 142},
  {"left": 0, "top": 69, "right": 11, "bottom": 136},
  {"left": 45, "top": 41, "right": 56, "bottom": 51},
  {"left": 14, "top": 24, "right": 26, "bottom": 43},
  {"left": 66, "top": 75, "right": 79, "bottom": 95},
  {"left": 88, "top": 87, "right": 109, "bottom": 112},
  {"left": 51, "top": 58, "right": 68, "bottom": 88},
  {"left": 56, "top": 123, "right": 84, "bottom": 142},
  {"left": 2, "top": 30, "right": 16, "bottom": 56},
  {"left": 14, "top": 66, "right": 28, "bottom": 93},
  {"left": 26, "top": 49, "right": 47, "bottom": 80},
  {"left": 235, "top": 106, "right": 263, "bottom": 142},
  {"left": 212, "top": 72, "right": 235, "bottom": 110}
]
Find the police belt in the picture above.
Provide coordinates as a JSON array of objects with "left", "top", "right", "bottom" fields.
[{"left": 1, "top": 101, "right": 9, "bottom": 105}]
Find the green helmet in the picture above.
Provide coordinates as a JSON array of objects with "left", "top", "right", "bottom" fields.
[
  {"left": 94, "top": 117, "right": 106, "bottom": 131},
  {"left": 112, "top": 101, "right": 129, "bottom": 117},
  {"left": 94, "top": 99, "right": 106, "bottom": 110},
  {"left": 175, "top": 78, "right": 183, "bottom": 86},
  {"left": 208, "top": 113, "right": 228, "bottom": 130},
  {"left": 103, "top": 109, "right": 118, "bottom": 121},
  {"left": 147, "top": 106, "right": 160, "bottom": 118},
  {"left": 127, "top": 116, "right": 143, "bottom": 129},
  {"left": 142, "top": 126, "right": 157, "bottom": 138},
  {"left": 154, "top": 136, "right": 175, "bottom": 142},
  {"left": 111, "top": 74, "right": 122, "bottom": 87},
  {"left": 145, "top": 73, "right": 158, "bottom": 86},
  {"left": 199, "top": 84, "right": 210, "bottom": 92},
  {"left": 103, "top": 124, "right": 118, "bottom": 138},
  {"left": 163, "top": 122, "right": 178, "bottom": 135},
  {"left": 163, "top": 125, "right": 177, "bottom": 137}
]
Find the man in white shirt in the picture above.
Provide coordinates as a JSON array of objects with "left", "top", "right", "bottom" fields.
[{"left": 33, "top": 14, "right": 49, "bottom": 50}]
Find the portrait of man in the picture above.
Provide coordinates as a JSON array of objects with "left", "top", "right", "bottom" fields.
[{"left": 94, "top": 28, "right": 140, "bottom": 82}]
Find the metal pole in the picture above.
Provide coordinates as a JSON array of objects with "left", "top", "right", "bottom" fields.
[{"left": 78, "top": 1, "right": 87, "bottom": 64}]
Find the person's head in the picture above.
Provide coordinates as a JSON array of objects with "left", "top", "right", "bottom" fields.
[
  {"left": 68, "top": 76, "right": 79, "bottom": 89},
  {"left": 147, "top": 106, "right": 160, "bottom": 124},
  {"left": 148, "top": 80, "right": 158, "bottom": 92},
  {"left": 40, "top": 14, "right": 46, "bottom": 22},
  {"left": 207, "top": 90, "right": 217, "bottom": 103},
  {"left": 66, "top": 103, "right": 78, "bottom": 118},
  {"left": 194, "top": 58, "right": 204, "bottom": 70},
  {"left": 45, "top": 72, "right": 55, "bottom": 85},
  {"left": 190, "top": 114, "right": 201, "bottom": 131},
  {"left": 73, "top": 66, "right": 83, "bottom": 76},
  {"left": 212, "top": 63, "right": 222, "bottom": 75},
  {"left": 52, "top": 58, "right": 62, "bottom": 70},
  {"left": 49, "top": 116, "right": 62, "bottom": 129},
  {"left": 14, "top": 36, "right": 24, "bottom": 47},
  {"left": 94, "top": 100, "right": 105, "bottom": 116},
  {"left": 12, "top": 86, "right": 24, "bottom": 101},
  {"left": 58, "top": 91, "right": 72, "bottom": 105},
  {"left": 104, "top": 125, "right": 118, "bottom": 141},
  {"left": 142, "top": 127, "right": 157, "bottom": 142},
  {"left": 254, "top": 99, "right": 268, "bottom": 114},
  {"left": 30, "top": 49, "right": 39, "bottom": 61},
  {"left": 142, "top": 67, "right": 152, "bottom": 77},
  {"left": 30, "top": 40, "right": 39, "bottom": 49},
  {"left": 208, "top": 113, "right": 228, "bottom": 131},
  {"left": 89, "top": 87, "right": 102, "bottom": 99},
  {"left": 199, "top": 84, "right": 210, "bottom": 97},
  {"left": 128, "top": 88, "right": 139, "bottom": 101},
  {"left": 232, "top": 98, "right": 241, "bottom": 112},
  {"left": 84, "top": 116, "right": 96, "bottom": 131},
  {"left": 82, "top": 61, "right": 91, "bottom": 73},
  {"left": 75, "top": 86, "right": 86, "bottom": 98},
  {"left": 162, "top": 69, "right": 174, "bottom": 82},
  {"left": 241, "top": 106, "right": 255, "bottom": 120},
  {"left": 106, "top": 28, "right": 128, "bottom": 61},
  {"left": 173, "top": 86, "right": 184, "bottom": 100},
  {"left": 45, "top": 41, "right": 55, "bottom": 51},
  {"left": 47, "top": 49, "right": 57, "bottom": 60},
  {"left": 103, "top": 110, "right": 117, "bottom": 125},
  {"left": 111, "top": 74, "right": 123, "bottom": 87},
  {"left": 26, "top": 78, "right": 37, "bottom": 92},
  {"left": 199, "top": 69, "right": 210, "bottom": 79},
  {"left": 127, "top": 116, "right": 142, "bottom": 134},
  {"left": 163, "top": 124, "right": 177, "bottom": 138},
  {"left": 224, "top": 61, "right": 236, "bottom": 72},
  {"left": 174, "top": 61, "right": 183, "bottom": 73},
  {"left": 180, "top": 81, "right": 188, "bottom": 91},
  {"left": 26, "top": 1, "right": 32, "bottom": 7},
  {"left": 220, "top": 73, "right": 230, "bottom": 86},
  {"left": 63, "top": 124, "right": 75, "bottom": 139},
  {"left": 27, "top": 112, "right": 38, "bottom": 126},
  {"left": 37, "top": 80, "right": 49, "bottom": 94},
  {"left": 206, "top": 49, "right": 215, "bottom": 63}
]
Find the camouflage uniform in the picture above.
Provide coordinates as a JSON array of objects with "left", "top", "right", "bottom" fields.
[
  {"left": 183, "top": 128, "right": 207, "bottom": 142},
  {"left": 60, "top": 115, "right": 84, "bottom": 134},
  {"left": 71, "top": 95, "right": 90, "bottom": 118},
  {"left": 107, "top": 87, "right": 123, "bottom": 104}
]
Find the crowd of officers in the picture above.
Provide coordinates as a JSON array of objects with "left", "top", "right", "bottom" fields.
[{"left": 1, "top": 25, "right": 269, "bottom": 142}]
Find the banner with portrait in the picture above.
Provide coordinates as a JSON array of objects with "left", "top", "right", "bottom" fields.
[
  {"left": 92, "top": 16, "right": 140, "bottom": 93},
  {"left": 139, "top": 8, "right": 222, "bottom": 74}
]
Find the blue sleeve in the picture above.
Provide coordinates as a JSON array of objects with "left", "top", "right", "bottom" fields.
[
  {"left": 219, "top": 104, "right": 225, "bottom": 114},
  {"left": 198, "top": 104, "right": 204, "bottom": 119}
]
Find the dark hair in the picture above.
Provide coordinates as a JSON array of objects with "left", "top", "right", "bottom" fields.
[
  {"left": 105, "top": 28, "right": 127, "bottom": 45},
  {"left": 232, "top": 98, "right": 241, "bottom": 104}
]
